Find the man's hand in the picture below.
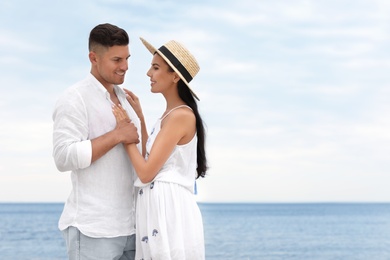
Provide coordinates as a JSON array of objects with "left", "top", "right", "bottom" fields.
[{"left": 112, "top": 104, "right": 140, "bottom": 144}]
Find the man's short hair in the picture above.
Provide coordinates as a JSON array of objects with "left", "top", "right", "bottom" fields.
[{"left": 88, "top": 23, "right": 129, "bottom": 52}]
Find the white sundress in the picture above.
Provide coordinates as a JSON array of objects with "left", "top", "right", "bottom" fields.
[{"left": 134, "top": 105, "right": 205, "bottom": 260}]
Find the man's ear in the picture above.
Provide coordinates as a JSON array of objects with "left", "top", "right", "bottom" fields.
[{"left": 89, "top": 51, "right": 97, "bottom": 64}]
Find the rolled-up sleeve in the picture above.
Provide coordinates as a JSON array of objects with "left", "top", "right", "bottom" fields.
[{"left": 52, "top": 89, "right": 92, "bottom": 172}]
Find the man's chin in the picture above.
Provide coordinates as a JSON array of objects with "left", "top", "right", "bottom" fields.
[{"left": 114, "top": 79, "right": 125, "bottom": 85}]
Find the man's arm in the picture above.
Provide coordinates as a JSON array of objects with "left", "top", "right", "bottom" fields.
[
  {"left": 91, "top": 117, "right": 139, "bottom": 163},
  {"left": 52, "top": 91, "right": 139, "bottom": 172}
]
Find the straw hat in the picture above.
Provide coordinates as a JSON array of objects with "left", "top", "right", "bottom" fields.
[{"left": 140, "top": 37, "right": 200, "bottom": 101}]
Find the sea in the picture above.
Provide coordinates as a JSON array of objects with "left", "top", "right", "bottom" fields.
[{"left": 0, "top": 203, "right": 390, "bottom": 260}]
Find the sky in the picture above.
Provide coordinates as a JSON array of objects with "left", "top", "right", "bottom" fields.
[{"left": 0, "top": 0, "right": 389, "bottom": 203}]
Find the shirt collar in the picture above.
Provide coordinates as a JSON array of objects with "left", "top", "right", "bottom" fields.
[
  {"left": 88, "top": 73, "right": 108, "bottom": 94},
  {"left": 113, "top": 84, "right": 126, "bottom": 97},
  {"left": 87, "top": 73, "right": 126, "bottom": 102}
]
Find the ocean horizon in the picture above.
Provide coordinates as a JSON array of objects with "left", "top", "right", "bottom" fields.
[{"left": 1, "top": 202, "right": 390, "bottom": 259}]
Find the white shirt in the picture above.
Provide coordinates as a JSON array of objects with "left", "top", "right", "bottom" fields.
[{"left": 52, "top": 73, "right": 141, "bottom": 238}]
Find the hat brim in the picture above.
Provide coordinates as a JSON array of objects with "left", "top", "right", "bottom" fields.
[{"left": 140, "top": 37, "right": 200, "bottom": 101}]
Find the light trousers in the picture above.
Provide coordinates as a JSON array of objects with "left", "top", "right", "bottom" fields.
[{"left": 62, "top": 226, "right": 135, "bottom": 260}]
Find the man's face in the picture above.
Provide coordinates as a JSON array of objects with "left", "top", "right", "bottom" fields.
[{"left": 92, "top": 45, "right": 130, "bottom": 87}]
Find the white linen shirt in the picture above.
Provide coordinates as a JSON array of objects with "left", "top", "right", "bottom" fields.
[{"left": 52, "top": 73, "right": 141, "bottom": 238}]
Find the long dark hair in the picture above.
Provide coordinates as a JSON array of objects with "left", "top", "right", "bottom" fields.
[{"left": 176, "top": 79, "right": 208, "bottom": 179}]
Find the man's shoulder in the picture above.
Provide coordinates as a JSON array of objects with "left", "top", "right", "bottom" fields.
[{"left": 61, "top": 76, "right": 98, "bottom": 96}]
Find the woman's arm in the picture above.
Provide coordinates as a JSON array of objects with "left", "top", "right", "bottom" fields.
[
  {"left": 124, "top": 89, "right": 148, "bottom": 157},
  {"left": 112, "top": 104, "right": 195, "bottom": 183}
]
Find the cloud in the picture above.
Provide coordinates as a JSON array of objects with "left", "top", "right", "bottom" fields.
[
  {"left": 1, "top": 0, "right": 390, "bottom": 203},
  {"left": 0, "top": 31, "right": 46, "bottom": 52}
]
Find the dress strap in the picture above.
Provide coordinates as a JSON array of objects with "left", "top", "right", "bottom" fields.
[{"left": 161, "top": 105, "right": 192, "bottom": 121}]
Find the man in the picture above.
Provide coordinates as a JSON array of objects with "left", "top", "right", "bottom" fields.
[{"left": 52, "top": 23, "right": 140, "bottom": 260}]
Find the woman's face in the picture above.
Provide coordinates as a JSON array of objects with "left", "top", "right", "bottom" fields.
[{"left": 146, "top": 54, "right": 177, "bottom": 94}]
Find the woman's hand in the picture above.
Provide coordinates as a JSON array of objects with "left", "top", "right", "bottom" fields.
[
  {"left": 124, "top": 88, "right": 144, "bottom": 120},
  {"left": 112, "top": 103, "right": 130, "bottom": 124},
  {"left": 124, "top": 88, "right": 148, "bottom": 157}
]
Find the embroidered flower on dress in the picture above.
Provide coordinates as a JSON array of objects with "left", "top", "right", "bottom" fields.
[
  {"left": 146, "top": 128, "right": 154, "bottom": 146},
  {"left": 152, "top": 229, "right": 158, "bottom": 236},
  {"left": 141, "top": 236, "right": 148, "bottom": 243},
  {"left": 150, "top": 181, "right": 155, "bottom": 189},
  {"left": 139, "top": 189, "right": 143, "bottom": 195}
]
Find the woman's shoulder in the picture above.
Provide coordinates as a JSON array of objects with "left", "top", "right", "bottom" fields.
[{"left": 166, "top": 106, "right": 195, "bottom": 123}]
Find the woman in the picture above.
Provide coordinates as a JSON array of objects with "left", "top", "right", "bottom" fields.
[{"left": 112, "top": 37, "right": 207, "bottom": 259}]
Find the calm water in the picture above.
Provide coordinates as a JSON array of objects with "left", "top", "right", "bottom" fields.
[{"left": 0, "top": 203, "right": 390, "bottom": 259}]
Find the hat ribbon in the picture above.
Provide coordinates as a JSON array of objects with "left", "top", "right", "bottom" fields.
[{"left": 158, "top": 45, "right": 193, "bottom": 83}]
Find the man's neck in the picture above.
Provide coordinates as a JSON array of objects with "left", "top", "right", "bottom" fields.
[{"left": 90, "top": 70, "right": 115, "bottom": 93}]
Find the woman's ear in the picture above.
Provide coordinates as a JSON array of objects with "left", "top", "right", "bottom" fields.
[{"left": 173, "top": 73, "right": 180, "bottom": 83}]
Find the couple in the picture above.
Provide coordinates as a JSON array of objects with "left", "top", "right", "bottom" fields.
[{"left": 52, "top": 23, "right": 207, "bottom": 260}]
